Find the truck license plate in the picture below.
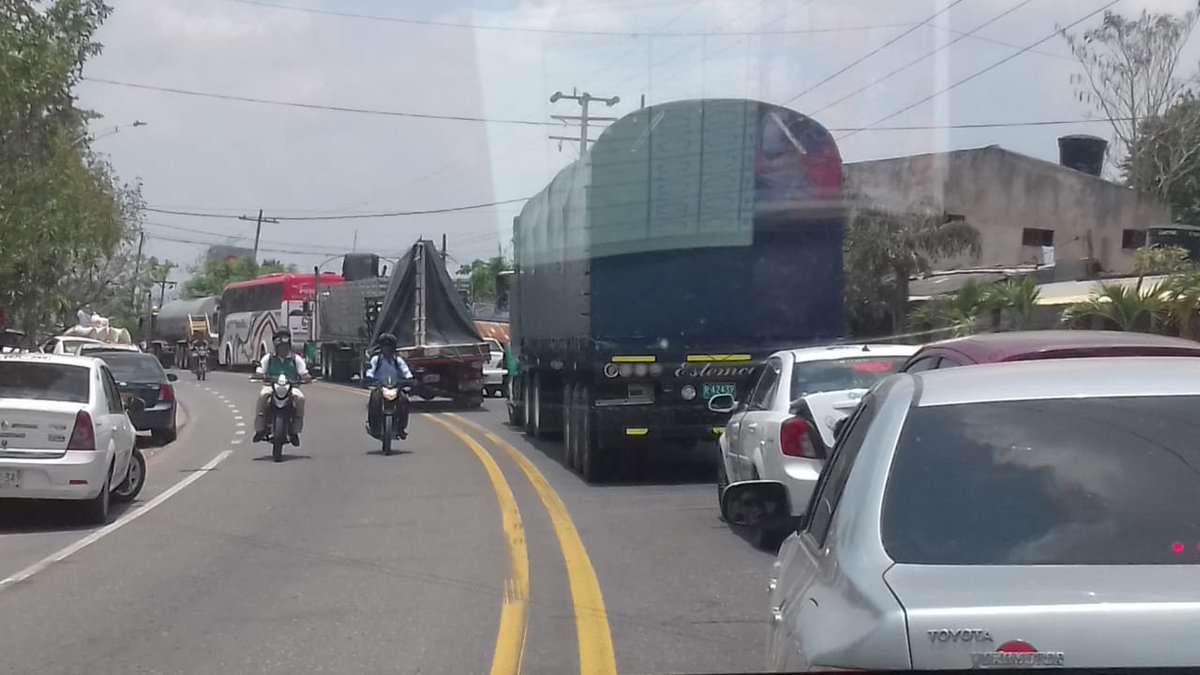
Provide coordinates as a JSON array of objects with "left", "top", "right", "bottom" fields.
[
  {"left": 702, "top": 382, "right": 736, "bottom": 399},
  {"left": 422, "top": 374, "right": 441, "bottom": 383},
  {"left": 0, "top": 469, "right": 20, "bottom": 489}
]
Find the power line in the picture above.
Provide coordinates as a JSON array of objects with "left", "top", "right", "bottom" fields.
[
  {"left": 809, "top": 0, "right": 1036, "bottom": 118},
  {"left": 143, "top": 197, "right": 529, "bottom": 221},
  {"left": 82, "top": 77, "right": 559, "bottom": 127},
  {"left": 838, "top": 0, "right": 1121, "bottom": 141},
  {"left": 143, "top": 221, "right": 345, "bottom": 252},
  {"left": 221, "top": 0, "right": 921, "bottom": 37},
  {"left": 782, "top": 0, "right": 968, "bottom": 106}
]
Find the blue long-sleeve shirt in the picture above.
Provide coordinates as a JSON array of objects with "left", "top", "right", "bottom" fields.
[{"left": 366, "top": 354, "right": 413, "bottom": 382}]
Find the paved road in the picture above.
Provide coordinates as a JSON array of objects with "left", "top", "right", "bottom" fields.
[{"left": 0, "top": 370, "right": 774, "bottom": 674}]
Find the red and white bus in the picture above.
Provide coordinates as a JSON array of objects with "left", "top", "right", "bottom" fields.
[{"left": 218, "top": 273, "right": 344, "bottom": 367}]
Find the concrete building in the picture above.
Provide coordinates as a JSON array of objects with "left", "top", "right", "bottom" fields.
[{"left": 844, "top": 143, "right": 1170, "bottom": 278}]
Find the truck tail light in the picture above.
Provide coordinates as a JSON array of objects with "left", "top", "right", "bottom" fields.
[
  {"left": 780, "top": 417, "right": 820, "bottom": 459},
  {"left": 67, "top": 410, "right": 96, "bottom": 451}
]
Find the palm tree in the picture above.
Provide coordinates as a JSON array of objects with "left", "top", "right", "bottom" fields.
[
  {"left": 908, "top": 280, "right": 992, "bottom": 337},
  {"left": 989, "top": 276, "right": 1041, "bottom": 330},
  {"left": 845, "top": 198, "right": 982, "bottom": 333},
  {"left": 1062, "top": 280, "right": 1165, "bottom": 332},
  {"left": 1160, "top": 271, "right": 1200, "bottom": 338}
]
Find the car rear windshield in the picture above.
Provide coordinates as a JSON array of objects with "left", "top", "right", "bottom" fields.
[
  {"left": 883, "top": 396, "right": 1200, "bottom": 565},
  {"left": 790, "top": 356, "right": 906, "bottom": 398},
  {"left": 97, "top": 353, "right": 165, "bottom": 383},
  {"left": 0, "top": 362, "right": 90, "bottom": 403}
]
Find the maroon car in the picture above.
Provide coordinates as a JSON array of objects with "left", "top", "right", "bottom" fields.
[{"left": 902, "top": 330, "right": 1200, "bottom": 372}]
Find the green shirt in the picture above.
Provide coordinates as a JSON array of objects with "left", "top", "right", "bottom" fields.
[{"left": 262, "top": 354, "right": 300, "bottom": 381}]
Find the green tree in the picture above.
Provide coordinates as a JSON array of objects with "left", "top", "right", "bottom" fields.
[
  {"left": 1062, "top": 279, "right": 1165, "bottom": 331},
  {"left": 989, "top": 276, "right": 1042, "bottom": 330},
  {"left": 1134, "top": 244, "right": 1194, "bottom": 275},
  {"left": 0, "top": 0, "right": 143, "bottom": 336},
  {"left": 1064, "top": 7, "right": 1200, "bottom": 190},
  {"left": 844, "top": 199, "right": 982, "bottom": 334},
  {"left": 455, "top": 256, "right": 512, "bottom": 304},
  {"left": 907, "top": 280, "right": 993, "bottom": 337},
  {"left": 181, "top": 258, "right": 285, "bottom": 299}
]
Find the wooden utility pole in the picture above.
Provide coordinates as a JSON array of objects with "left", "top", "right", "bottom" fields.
[{"left": 238, "top": 209, "right": 280, "bottom": 263}]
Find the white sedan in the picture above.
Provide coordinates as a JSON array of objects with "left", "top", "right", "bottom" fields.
[
  {"left": 711, "top": 344, "right": 916, "bottom": 546},
  {"left": 0, "top": 353, "right": 140, "bottom": 524}
]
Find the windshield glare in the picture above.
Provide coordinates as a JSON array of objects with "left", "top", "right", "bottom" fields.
[
  {"left": 97, "top": 354, "right": 164, "bottom": 383},
  {"left": 0, "top": 362, "right": 90, "bottom": 403},
  {"left": 791, "top": 356, "right": 906, "bottom": 398},
  {"left": 884, "top": 396, "right": 1200, "bottom": 565}
]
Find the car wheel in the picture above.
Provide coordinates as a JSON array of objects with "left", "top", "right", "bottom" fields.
[
  {"left": 82, "top": 465, "right": 111, "bottom": 525},
  {"left": 113, "top": 448, "right": 146, "bottom": 503}
]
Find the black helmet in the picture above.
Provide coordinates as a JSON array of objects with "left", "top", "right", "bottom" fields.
[
  {"left": 377, "top": 333, "right": 398, "bottom": 350},
  {"left": 272, "top": 329, "right": 292, "bottom": 345}
]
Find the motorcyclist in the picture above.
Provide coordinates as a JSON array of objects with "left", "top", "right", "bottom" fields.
[
  {"left": 252, "top": 329, "right": 311, "bottom": 445},
  {"left": 191, "top": 336, "right": 209, "bottom": 369},
  {"left": 364, "top": 333, "right": 414, "bottom": 440}
]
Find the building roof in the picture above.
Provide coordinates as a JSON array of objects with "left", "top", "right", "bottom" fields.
[{"left": 1034, "top": 274, "right": 1172, "bottom": 306}]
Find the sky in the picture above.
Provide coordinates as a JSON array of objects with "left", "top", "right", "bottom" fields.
[{"left": 77, "top": 0, "right": 1200, "bottom": 290}]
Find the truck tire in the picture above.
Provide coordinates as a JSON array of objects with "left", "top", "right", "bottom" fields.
[
  {"left": 562, "top": 382, "right": 576, "bottom": 470},
  {"left": 522, "top": 374, "right": 535, "bottom": 435},
  {"left": 578, "top": 385, "right": 606, "bottom": 483},
  {"left": 530, "top": 373, "right": 545, "bottom": 438},
  {"left": 506, "top": 377, "right": 524, "bottom": 427}
]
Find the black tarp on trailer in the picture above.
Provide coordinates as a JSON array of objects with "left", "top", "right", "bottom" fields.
[{"left": 371, "top": 240, "right": 483, "bottom": 347}]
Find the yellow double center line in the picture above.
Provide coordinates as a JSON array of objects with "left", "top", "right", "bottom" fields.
[
  {"left": 426, "top": 416, "right": 530, "bottom": 675},
  {"left": 322, "top": 382, "right": 616, "bottom": 674},
  {"left": 444, "top": 413, "right": 617, "bottom": 675}
]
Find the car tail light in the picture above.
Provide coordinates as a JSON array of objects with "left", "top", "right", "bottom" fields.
[
  {"left": 780, "top": 417, "right": 820, "bottom": 459},
  {"left": 159, "top": 383, "right": 174, "bottom": 403},
  {"left": 67, "top": 410, "right": 96, "bottom": 451}
]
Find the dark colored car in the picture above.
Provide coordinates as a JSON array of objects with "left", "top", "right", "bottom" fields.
[
  {"left": 90, "top": 350, "right": 179, "bottom": 444},
  {"left": 902, "top": 330, "right": 1200, "bottom": 372}
]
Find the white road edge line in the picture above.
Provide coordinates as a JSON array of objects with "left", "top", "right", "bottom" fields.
[{"left": 0, "top": 449, "right": 234, "bottom": 591}]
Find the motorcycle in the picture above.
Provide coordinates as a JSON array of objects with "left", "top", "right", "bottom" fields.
[
  {"left": 254, "top": 373, "right": 299, "bottom": 462},
  {"left": 193, "top": 351, "right": 208, "bottom": 381},
  {"left": 371, "top": 374, "right": 412, "bottom": 456}
]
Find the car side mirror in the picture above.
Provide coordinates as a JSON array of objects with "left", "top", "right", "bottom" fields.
[
  {"left": 125, "top": 396, "right": 146, "bottom": 414},
  {"left": 720, "top": 480, "right": 791, "bottom": 528},
  {"left": 707, "top": 393, "right": 736, "bottom": 414},
  {"left": 166, "top": 373, "right": 178, "bottom": 382}
]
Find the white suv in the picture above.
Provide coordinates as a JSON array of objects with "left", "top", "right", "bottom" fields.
[{"left": 0, "top": 353, "right": 139, "bottom": 524}]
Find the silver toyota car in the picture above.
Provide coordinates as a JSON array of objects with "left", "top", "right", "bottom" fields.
[{"left": 722, "top": 357, "right": 1200, "bottom": 671}]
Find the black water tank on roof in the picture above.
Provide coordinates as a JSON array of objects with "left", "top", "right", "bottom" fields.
[
  {"left": 342, "top": 253, "right": 380, "bottom": 281},
  {"left": 1058, "top": 135, "right": 1107, "bottom": 176}
]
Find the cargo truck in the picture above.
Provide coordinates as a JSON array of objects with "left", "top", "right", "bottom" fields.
[
  {"left": 315, "top": 243, "right": 488, "bottom": 406},
  {"left": 506, "top": 98, "right": 846, "bottom": 482}
]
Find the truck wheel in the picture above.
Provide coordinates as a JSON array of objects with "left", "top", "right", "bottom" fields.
[
  {"left": 507, "top": 377, "right": 524, "bottom": 427},
  {"left": 562, "top": 382, "right": 576, "bottom": 469},
  {"left": 579, "top": 386, "right": 606, "bottom": 483},
  {"left": 530, "top": 373, "right": 544, "bottom": 438}
]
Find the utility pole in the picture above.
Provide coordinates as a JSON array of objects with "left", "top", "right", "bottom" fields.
[
  {"left": 548, "top": 88, "right": 620, "bottom": 155},
  {"left": 238, "top": 209, "right": 280, "bottom": 263},
  {"left": 130, "top": 231, "right": 145, "bottom": 311},
  {"left": 441, "top": 233, "right": 447, "bottom": 263}
]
